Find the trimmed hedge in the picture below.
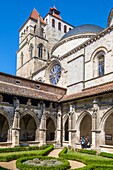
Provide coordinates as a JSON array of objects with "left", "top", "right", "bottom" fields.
[
  {"left": 0, "top": 167, "right": 7, "bottom": 170},
  {"left": 75, "top": 148, "right": 97, "bottom": 155},
  {"left": 59, "top": 147, "right": 113, "bottom": 170},
  {"left": 99, "top": 152, "right": 113, "bottom": 159},
  {"left": 77, "top": 164, "right": 113, "bottom": 170},
  {"left": 0, "top": 145, "right": 48, "bottom": 153},
  {"left": 0, "top": 145, "right": 54, "bottom": 162},
  {"left": 16, "top": 155, "right": 70, "bottom": 170}
]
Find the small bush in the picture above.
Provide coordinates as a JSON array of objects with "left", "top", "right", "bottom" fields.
[{"left": 16, "top": 155, "right": 70, "bottom": 170}]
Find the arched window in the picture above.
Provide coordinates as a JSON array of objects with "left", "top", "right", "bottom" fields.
[
  {"left": 69, "top": 28, "right": 71, "bottom": 31},
  {"left": 52, "top": 19, "right": 55, "bottom": 28},
  {"left": 29, "top": 44, "right": 33, "bottom": 59},
  {"left": 92, "top": 50, "right": 105, "bottom": 78},
  {"left": 37, "top": 43, "right": 43, "bottom": 58},
  {"left": 58, "top": 22, "right": 61, "bottom": 31},
  {"left": 20, "top": 52, "right": 24, "bottom": 66},
  {"left": 64, "top": 25, "right": 67, "bottom": 33},
  {"left": 98, "top": 55, "right": 104, "bottom": 77}
]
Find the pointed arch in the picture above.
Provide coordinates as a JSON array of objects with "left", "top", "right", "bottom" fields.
[
  {"left": 0, "top": 108, "right": 12, "bottom": 127},
  {"left": 76, "top": 110, "right": 91, "bottom": 129},
  {"left": 46, "top": 114, "right": 57, "bottom": 128},
  {"left": 76, "top": 110, "right": 92, "bottom": 141},
  {"left": 63, "top": 113, "right": 69, "bottom": 128},
  {"left": 100, "top": 107, "right": 113, "bottom": 145},
  {"left": 63, "top": 113, "right": 69, "bottom": 142},
  {"left": 100, "top": 107, "right": 113, "bottom": 131},
  {"left": 20, "top": 110, "right": 39, "bottom": 141},
  {"left": 0, "top": 108, "right": 12, "bottom": 142},
  {"left": 20, "top": 110, "right": 39, "bottom": 128},
  {"left": 46, "top": 116, "right": 56, "bottom": 141}
]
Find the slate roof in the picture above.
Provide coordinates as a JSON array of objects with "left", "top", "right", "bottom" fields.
[{"left": 61, "top": 24, "right": 104, "bottom": 40}]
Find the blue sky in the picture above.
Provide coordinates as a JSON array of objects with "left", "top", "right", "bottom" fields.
[{"left": 0, "top": 0, "right": 113, "bottom": 75}]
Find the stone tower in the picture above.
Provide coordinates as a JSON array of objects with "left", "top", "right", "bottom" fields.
[
  {"left": 16, "top": 7, "right": 73, "bottom": 79},
  {"left": 16, "top": 9, "right": 48, "bottom": 78}
]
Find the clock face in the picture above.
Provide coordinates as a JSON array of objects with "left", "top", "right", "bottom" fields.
[{"left": 49, "top": 65, "right": 61, "bottom": 85}]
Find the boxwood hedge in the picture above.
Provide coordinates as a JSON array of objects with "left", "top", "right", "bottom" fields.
[
  {"left": 59, "top": 147, "right": 113, "bottom": 170},
  {"left": 0, "top": 145, "right": 54, "bottom": 162},
  {"left": 16, "top": 155, "right": 70, "bottom": 170},
  {"left": 0, "top": 145, "right": 48, "bottom": 153}
]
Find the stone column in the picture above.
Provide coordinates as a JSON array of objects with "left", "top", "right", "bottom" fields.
[
  {"left": 7, "top": 127, "right": 12, "bottom": 142},
  {"left": 68, "top": 105, "right": 74, "bottom": 146},
  {"left": 56, "top": 105, "right": 62, "bottom": 145},
  {"left": 92, "top": 99, "right": 100, "bottom": 149},
  {"left": 39, "top": 104, "right": 47, "bottom": 146},
  {"left": 12, "top": 109, "right": 20, "bottom": 147}
]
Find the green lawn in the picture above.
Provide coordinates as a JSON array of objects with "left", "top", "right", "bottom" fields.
[{"left": 0, "top": 150, "right": 42, "bottom": 156}]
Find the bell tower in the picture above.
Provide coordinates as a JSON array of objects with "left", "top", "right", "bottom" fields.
[{"left": 16, "top": 9, "right": 49, "bottom": 79}]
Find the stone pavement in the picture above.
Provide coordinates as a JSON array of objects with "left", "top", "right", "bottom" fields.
[{"left": 0, "top": 149, "right": 85, "bottom": 170}]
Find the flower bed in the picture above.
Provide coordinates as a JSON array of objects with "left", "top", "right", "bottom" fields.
[{"left": 16, "top": 156, "right": 70, "bottom": 170}]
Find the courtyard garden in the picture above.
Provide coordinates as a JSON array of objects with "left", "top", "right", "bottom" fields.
[{"left": 0, "top": 145, "right": 113, "bottom": 169}]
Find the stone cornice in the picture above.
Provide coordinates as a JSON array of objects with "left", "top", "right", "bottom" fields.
[
  {"left": 51, "top": 34, "right": 94, "bottom": 54},
  {"left": 32, "top": 65, "right": 48, "bottom": 76}
]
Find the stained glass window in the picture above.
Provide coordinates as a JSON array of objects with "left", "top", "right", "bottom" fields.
[
  {"left": 98, "top": 55, "right": 104, "bottom": 77},
  {"left": 49, "top": 65, "right": 61, "bottom": 85}
]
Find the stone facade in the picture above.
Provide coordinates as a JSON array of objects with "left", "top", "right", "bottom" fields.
[{"left": 1, "top": 7, "right": 113, "bottom": 151}]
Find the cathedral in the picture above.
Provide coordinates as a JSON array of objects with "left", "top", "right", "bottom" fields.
[{"left": 1, "top": 6, "right": 113, "bottom": 151}]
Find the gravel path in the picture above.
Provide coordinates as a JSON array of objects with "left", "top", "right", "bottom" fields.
[
  {"left": 48, "top": 149, "right": 85, "bottom": 169},
  {"left": 0, "top": 160, "right": 16, "bottom": 170},
  {"left": 0, "top": 149, "right": 85, "bottom": 170}
]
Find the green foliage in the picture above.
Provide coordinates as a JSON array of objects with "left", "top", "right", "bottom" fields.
[
  {"left": 16, "top": 155, "right": 70, "bottom": 170},
  {"left": 0, "top": 167, "right": 8, "bottom": 170},
  {"left": 59, "top": 147, "right": 113, "bottom": 170},
  {"left": 75, "top": 148, "right": 97, "bottom": 155},
  {"left": 99, "top": 152, "right": 113, "bottom": 158},
  {"left": 0, "top": 144, "right": 48, "bottom": 153},
  {"left": 0, "top": 145, "right": 54, "bottom": 162}
]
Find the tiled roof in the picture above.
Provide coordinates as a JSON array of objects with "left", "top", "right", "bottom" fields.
[
  {"left": 30, "top": 8, "right": 46, "bottom": 25},
  {"left": 0, "top": 81, "right": 62, "bottom": 102},
  {"left": 50, "top": 7, "right": 62, "bottom": 20},
  {"left": 52, "top": 13, "right": 62, "bottom": 20},
  {"left": 60, "top": 81, "right": 113, "bottom": 102}
]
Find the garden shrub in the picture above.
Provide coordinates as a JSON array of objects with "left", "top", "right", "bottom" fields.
[
  {"left": 0, "top": 167, "right": 8, "bottom": 170},
  {"left": 16, "top": 155, "right": 70, "bottom": 170},
  {"left": 59, "top": 147, "right": 113, "bottom": 170},
  {"left": 0, "top": 144, "right": 48, "bottom": 153},
  {"left": 0, "top": 145, "right": 54, "bottom": 162},
  {"left": 75, "top": 148, "right": 97, "bottom": 155},
  {"left": 99, "top": 152, "right": 113, "bottom": 159}
]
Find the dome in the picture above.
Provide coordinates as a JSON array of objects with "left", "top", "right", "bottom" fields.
[{"left": 61, "top": 24, "right": 104, "bottom": 40}]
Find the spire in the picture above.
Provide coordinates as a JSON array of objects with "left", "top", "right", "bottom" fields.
[{"left": 30, "top": 8, "right": 46, "bottom": 25}]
